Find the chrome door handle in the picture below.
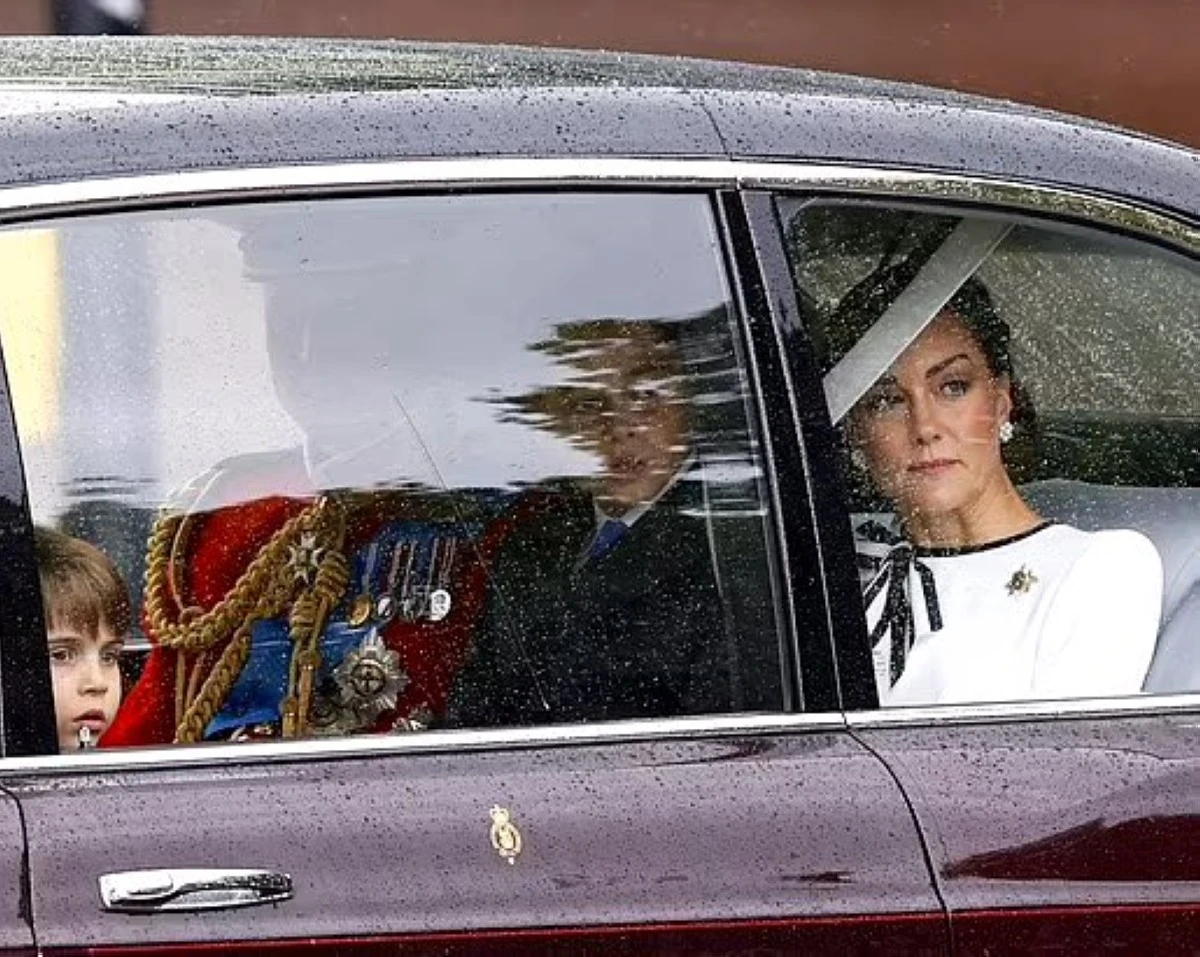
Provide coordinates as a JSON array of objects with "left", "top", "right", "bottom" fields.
[{"left": 99, "top": 868, "right": 292, "bottom": 913}]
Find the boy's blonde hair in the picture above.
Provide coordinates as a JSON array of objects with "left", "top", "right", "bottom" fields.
[{"left": 33, "top": 527, "right": 131, "bottom": 637}]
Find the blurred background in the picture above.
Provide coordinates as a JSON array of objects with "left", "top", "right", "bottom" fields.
[{"left": 1, "top": 0, "right": 1195, "bottom": 147}]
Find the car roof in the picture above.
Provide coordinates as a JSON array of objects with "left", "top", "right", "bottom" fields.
[{"left": 0, "top": 36, "right": 1194, "bottom": 220}]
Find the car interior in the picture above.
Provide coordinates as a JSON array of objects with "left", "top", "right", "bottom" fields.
[{"left": 788, "top": 201, "right": 1200, "bottom": 697}]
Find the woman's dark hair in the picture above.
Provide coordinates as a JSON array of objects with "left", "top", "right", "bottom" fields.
[{"left": 822, "top": 232, "right": 1039, "bottom": 485}]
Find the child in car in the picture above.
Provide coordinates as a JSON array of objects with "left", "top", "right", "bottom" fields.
[{"left": 34, "top": 527, "right": 131, "bottom": 751}]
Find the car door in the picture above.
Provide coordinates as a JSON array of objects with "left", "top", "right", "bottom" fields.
[
  {"left": 0, "top": 172, "right": 945, "bottom": 954},
  {"left": 758, "top": 170, "right": 1200, "bottom": 955},
  {"left": 0, "top": 782, "right": 32, "bottom": 957}
]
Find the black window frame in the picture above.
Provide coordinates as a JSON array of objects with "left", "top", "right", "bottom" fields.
[
  {"left": 734, "top": 189, "right": 876, "bottom": 711},
  {"left": 0, "top": 343, "right": 55, "bottom": 757}
]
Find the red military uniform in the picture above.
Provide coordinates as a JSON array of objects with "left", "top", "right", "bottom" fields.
[{"left": 104, "top": 479, "right": 532, "bottom": 747}]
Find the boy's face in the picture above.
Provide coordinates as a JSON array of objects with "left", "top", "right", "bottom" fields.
[{"left": 48, "top": 623, "right": 123, "bottom": 751}]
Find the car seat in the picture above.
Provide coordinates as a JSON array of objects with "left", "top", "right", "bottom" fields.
[{"left": 1021, "top": 480, "right": 1200, "bottom": 694}]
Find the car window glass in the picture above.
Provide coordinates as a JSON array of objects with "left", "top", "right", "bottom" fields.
[
  {"left": 776, "top": 198, "right": 1200, "bottom": 708},
  {"left": 3, "top": 192, "right": 789, "bottom": 753}
]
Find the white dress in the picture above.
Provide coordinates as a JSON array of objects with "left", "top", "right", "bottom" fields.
[{"left": 863, "top": 522, "right": 1163, "bottom": 706}]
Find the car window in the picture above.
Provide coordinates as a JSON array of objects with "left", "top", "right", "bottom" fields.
[
  {"left": 2, "top": 191, "right": 791, "bottom": 753},
  {"left": 775, "top": 198, "right": 1200, "bottom": 708}
]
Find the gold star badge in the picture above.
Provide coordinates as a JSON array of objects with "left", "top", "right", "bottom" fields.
[{"left": 1005, "top": 565, "right": 1038, "bottom": 596}]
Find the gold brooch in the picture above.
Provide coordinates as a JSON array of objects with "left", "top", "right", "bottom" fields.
[
  {"left": 489, "top": 806, "right": 523, "bottom": 864},
  {"left": 1005, "top": 565, "right": 1038, "bottom": 596}
]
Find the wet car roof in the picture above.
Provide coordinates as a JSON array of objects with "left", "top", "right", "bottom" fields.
[
  {"left": 0, "top": 36, "right": 1193, "bottom": 219},
  {"left": 0, "top": 36, "right": 1055, "bottom": 99}
]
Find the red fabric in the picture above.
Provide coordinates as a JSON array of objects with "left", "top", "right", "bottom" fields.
[
  {"left": 102, "top": 497, "right": 311, "bottom": 747},
  {"left": 103, "top": 492, "right": 537, "bottom": 748}
]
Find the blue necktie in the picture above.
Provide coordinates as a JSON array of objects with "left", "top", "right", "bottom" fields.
[{"left": 587, "top": 518, "right": 628, "bottom": 560}]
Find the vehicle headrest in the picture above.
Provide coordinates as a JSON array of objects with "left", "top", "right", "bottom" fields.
[
  {"left": 1021, "top": 479, "right": 1200, "bottom": 616},
  {"left": 1022, "top": 480, "right": 1200, "bottom": 694}
]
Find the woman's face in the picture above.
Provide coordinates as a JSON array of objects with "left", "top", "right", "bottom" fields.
[{"left": 851, "top": 311, "right": 1012, "bottom": 525}]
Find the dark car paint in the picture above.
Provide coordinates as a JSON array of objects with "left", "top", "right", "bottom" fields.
[
  {"left": 42, "top": 922, "right": 945, "bottom": 957},
  {"left": 12, "top": 731, "right": 945, "bottom": 953},
  {"left": 0, "top": 786, "right": 33, "bottom": 953},
  {"left": 854, "top": 711, "right": 1200, "bottom": 951},
  {"left": 0, "top": 35, "right": 1192, "bottom": 955}
]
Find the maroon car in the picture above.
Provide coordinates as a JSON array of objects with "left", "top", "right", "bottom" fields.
[{"left": 0, "top": 36, "right": 1194, "bottom": 956}]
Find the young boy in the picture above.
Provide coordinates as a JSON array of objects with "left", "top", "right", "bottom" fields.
[{"left": 33, "top": 527, "right": 130, "bottom": 752}]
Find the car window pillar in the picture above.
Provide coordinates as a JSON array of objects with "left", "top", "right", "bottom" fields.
[
  {"left": 720, "top": 189, "right": 870, "bottom": 712},
  {"left": 0, "top": 338, "right": 56, "bottom": 757}
]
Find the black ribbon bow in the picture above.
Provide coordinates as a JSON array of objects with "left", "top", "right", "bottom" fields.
[{"left": 863, "top": 543, "right": 944, "bottom": 687}]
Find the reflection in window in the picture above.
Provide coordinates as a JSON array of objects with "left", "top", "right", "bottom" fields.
[
  {"left": 448, "top": 314, "right": 762, "bottom": 726},
  {"left": 777, "top": 199, "right": 1200, "bottom": 705},
  {"left": 6, "top": 192, "right": 786, "bottom": 752}
]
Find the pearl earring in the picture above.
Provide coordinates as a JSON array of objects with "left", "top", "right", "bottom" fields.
[
  {"left": 849, "top": 448, "right": 868, "bottom": 471},
  {"left": 999, "top": 420, "right": 1014, "bottom": 444}
]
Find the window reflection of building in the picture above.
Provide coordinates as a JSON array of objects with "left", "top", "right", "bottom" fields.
[{"left": 0, "top": 229, "right": 61, "bottom": 450}]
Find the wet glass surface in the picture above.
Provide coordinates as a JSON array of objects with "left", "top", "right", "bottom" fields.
[
  {"left": 777, "top": 197, "right": 1200, "bottom": 705},
  {"left": 2, "top": 191, "right": 786, "bottom": 749}
]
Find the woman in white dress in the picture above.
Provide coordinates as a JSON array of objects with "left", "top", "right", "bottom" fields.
[{"left": 832, "top": 256, "right": 1162, "bottom": 706}]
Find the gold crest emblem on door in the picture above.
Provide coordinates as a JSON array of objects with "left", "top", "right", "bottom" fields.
[{"left": 489, "top": 805, "right": 522, "bottom": 864}]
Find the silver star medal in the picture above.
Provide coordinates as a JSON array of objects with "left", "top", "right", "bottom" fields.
[
  {"left": 1005, "top": 565, "right": 1038, "bottom": 596},
  {"left": 332, "top": 628, "right": 408, "bottom": 727},
  {"left": 287, "top": 531, "right": 325, "bottom": 585}
]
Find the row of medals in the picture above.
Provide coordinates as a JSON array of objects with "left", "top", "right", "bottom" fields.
[
  {"left": 346, "top": 535, "right": 457, "bottom": 628},
  {"left": 311, "top": 536, "right": 459, "bottom": 736}
]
